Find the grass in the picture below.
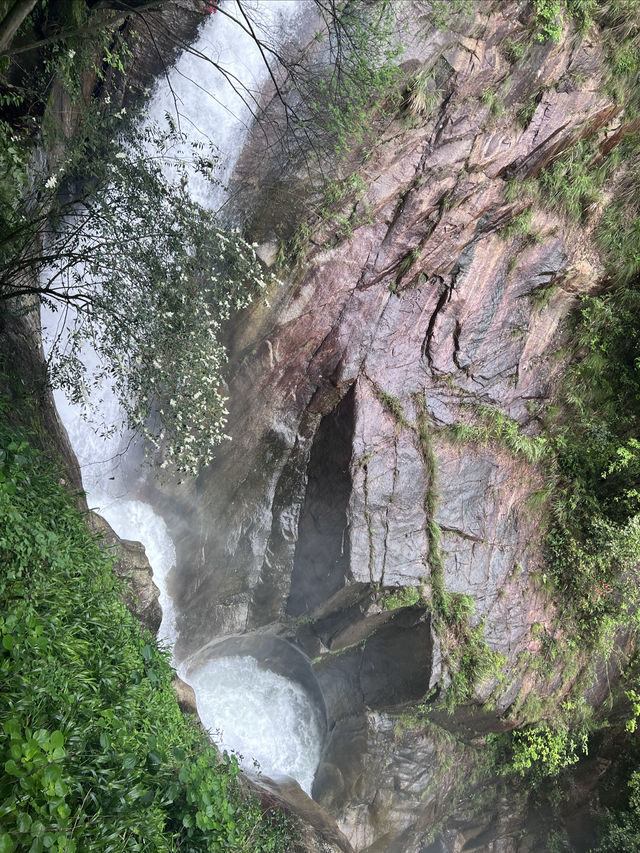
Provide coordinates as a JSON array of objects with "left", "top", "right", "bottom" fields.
[
  {"left": 405, "top": 70, "right": 441, "bottom": 119},
  {"left": 538, "top": 141, "right": 605, "bottom": 222},
  {"left": 413, "top": 397, "right": 506, "bottom": 711},
  {"left": 501, "top": 209, "right": 539, "bottom": 241},
  {"left": 495, "top": 18, "right": 640, "bottom": 660},
  {"left": 448, "top": 404, "right": 548, "bottom": 466},
  {"left": 0, "top": 408, "right": 294, "bottom": 853},
  {"left": 374, "top": 387, "right": 412, "bottom": 429},
  {"left": 480, "top": 89, "right": 506, "bottom": 120},
  {"left": 516, "top": 96, "right": 539, "bottom": 130}
]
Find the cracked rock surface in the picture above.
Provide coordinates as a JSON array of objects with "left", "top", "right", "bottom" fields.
[{"left": 159, "top": 4, "right": 623, "bottom": 850}]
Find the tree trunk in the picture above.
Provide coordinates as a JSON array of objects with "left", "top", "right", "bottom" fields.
[{"left": 0, "top": 0, "right": 37, "bottom": 52}]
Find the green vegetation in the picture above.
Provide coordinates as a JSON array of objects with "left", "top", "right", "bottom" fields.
[
  {"left": 592, "top": 769, "right": 640, "bottom": 851},
  {"left": 533, "top": 0, "right": 564, "bottom": 43},
  {"left": 374, "top": 387, "right": 412, "bottom": 429},
  {"left": 507, "top": 724, "right": 588, "bottom": 778},
  {"left": 414, "top": 398, "right": 506, "bottom": 711},
  {"left": 503, "top": 37, "right": 527, "bottom": 64},
  {"left": 507, "top": 133, "right": 640, "bottom": 648},
  {"left": 0, "top": 409, "right": 295, "bottom": 852},
  {"left": 0, "top": 4, "right": 277, "bottom": 477},
  {"left": 482, "top": 5, "right": 640, "bottom": 800},
  {"left": 274, "top": 3, "right": 405, "bottom": 269},
  {"left": 480, "top": 89, "right": 506, "bottom": 120},
  {"left": 448, "top": 405, "right": 547, "bottom": 466},
  {"left": 381, "top": 586, "right": 421, "bottom": 610},
  {"left": 405, "top": 69, "right": 441, "bottom": 119},
  {"left": 305, "top": 1, "right": 402, "bottom": 157},
  {"left": 0, "top": 1, "right": 134, "bottom": 237},
  {"left": 516, "top": 96, "right": 538, "bottom": 129},
  {"left": 2, "top": 107, "right": 274, "bottom": 476},
  {"left": 500, "top": 209, "right": 540, "bottom": 241},
  {"left": 428, "top": 0, "right": 475, "bottom": 32},
  {"left": 443, "top": 617, "right": 507, "bottom": 713}
]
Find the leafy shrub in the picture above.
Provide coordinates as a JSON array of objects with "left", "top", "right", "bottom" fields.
[
  {"left": 591, "top": 770, "right": 640, "bottom": 851},
  {"left": 533, "top": 0, "right": 564, "bottom": 43},
  {"left": 0, "top": 412, "right": 294, "bottom": 853},
  {"left": 509, "top": 724, "right": 588, "bottom": 777}
]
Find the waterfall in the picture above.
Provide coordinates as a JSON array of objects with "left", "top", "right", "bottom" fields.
[
  {"left": 42, "top": 0, "right": 324, "bottom": 794},
  {"left": 39, "top": 319, "right": 180, "bottom": 651},
  {"left": 143, "top": 0, "right": 308, "bottom": 212}
]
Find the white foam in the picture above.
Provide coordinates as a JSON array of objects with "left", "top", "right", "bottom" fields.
[
  {"left": 189, "top": 655, "right": 324, "bottom": 794},
  {"left": 144, "top": 0, "right": 306, "bottom": 211}
]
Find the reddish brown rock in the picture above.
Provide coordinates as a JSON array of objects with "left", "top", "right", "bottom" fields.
[{"left": 157, "top": 5, "right": 628, "bottom": 851}]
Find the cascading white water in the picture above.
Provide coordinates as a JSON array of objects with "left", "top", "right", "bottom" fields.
[
  {"left": 43, "top": 0, "right": 324, "bottom": 794},
  {"left": 144, "top": 0, "right": 308, "bottom": 212},
  {"left": 39, "top": 318, "right": 179, "bottom": 650},
  {"left": 189, "top": 655, "right": 324, "bottom": 794}
]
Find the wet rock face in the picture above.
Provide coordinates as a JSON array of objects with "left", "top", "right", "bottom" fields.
[
  {"left": 165, "top": 3, "right": 621, "bottom": 850},
  {"left": 89, "top": 513, "right": 163, "bottom": 635}
]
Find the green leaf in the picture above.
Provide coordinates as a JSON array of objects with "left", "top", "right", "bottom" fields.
[
  {"left": 16, "top": 813, "right": 32, "bottom": 833},
  {"left": 0, "top": 834, "right": 14, "bottom": 853},
  {"left": 3, "top": 719, "right": 21, "bottom": 738},
  {"left": 49, "top": 731, "right": 64, "bottom": 751}
]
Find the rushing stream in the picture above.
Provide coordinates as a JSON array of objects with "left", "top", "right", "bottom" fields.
[{"left": 42, "top": 0, "right": 324, "bottom": 795}]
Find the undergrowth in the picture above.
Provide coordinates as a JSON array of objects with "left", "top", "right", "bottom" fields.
[
  {"left": 0, "top": 409, "right": 294, "bottom": 853},
  {"left": 381, "top": 586, "right": 421, "bottom": 610}
]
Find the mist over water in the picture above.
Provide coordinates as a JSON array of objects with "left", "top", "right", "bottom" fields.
[{"left": 42, "top": 0, "right": 324, "bottom": 794}]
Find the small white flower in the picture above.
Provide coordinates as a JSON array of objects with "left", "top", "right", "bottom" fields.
[
  {"left": 45, "top": 175, "right": 58, "bottom": 190},
  {"left": 104, "top": 94, "right": 111, "bottom": 104},
  {"left": 115, "top": 151, "right": 126, "bottom": 159},
  {"left": 68, "top": 49, "right": 75, "bottom": 60}
]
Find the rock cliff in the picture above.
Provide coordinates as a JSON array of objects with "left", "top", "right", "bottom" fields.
[
  {"left": 156, "top": 3, "right": 634, "bottom": 849},
  {"left": 5, "top": 1, "right": 636, "bottom": 849}
]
